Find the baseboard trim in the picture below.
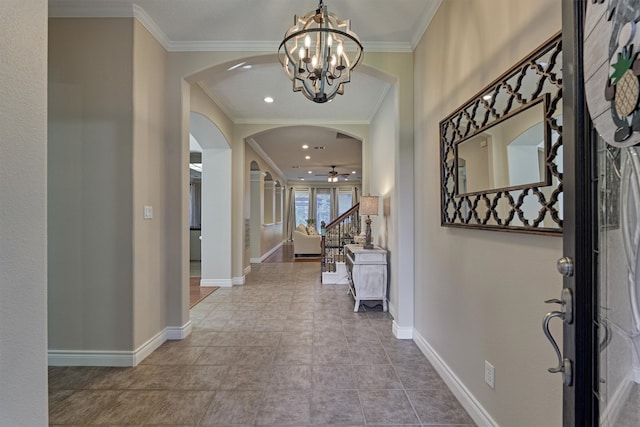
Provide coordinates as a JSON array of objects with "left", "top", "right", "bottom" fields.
[
  {"left": 166, "top": 320, "right": 192, "bottom": 340},
  {"left": 48, "top": 350, "right": 138, "bottom": 367},
  {"left": 133, "top": 329, "right": 167, "bottom": 365},
  {"left": 392, "top": 320, "right": 414, "bottom": 339},
  {"left": 200, "top": 278, "right": 232, "bottom": 287},
  {"left": 251, "top": 242, "right": 283, "bottom": 264},
  {"left": 413, "top": 330, "right": 498, "bottom": 427},
  {"left": 48, "top": 321, "right": 192, "bottom": 367}
]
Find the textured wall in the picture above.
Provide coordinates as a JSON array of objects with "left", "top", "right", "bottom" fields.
[{"left": 0, "top": 0, "right": 49, "bottom": 424}]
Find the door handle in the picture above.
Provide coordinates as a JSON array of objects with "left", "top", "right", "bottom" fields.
[
  {"left": 542, "top": 288, "right": 574, "bottom": 386},
  {"left": 545, "top": 287, "right": 573, "bottom": 324}
]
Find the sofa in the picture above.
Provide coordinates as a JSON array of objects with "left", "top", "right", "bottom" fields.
[{"left": 293, "top": 224, "right": 322, "bottom": 257}]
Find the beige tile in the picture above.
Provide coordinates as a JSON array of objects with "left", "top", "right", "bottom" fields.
[
  {"left": 141, "top": 344, "right": 206, "bottom": 365},
  {"left": 175, "top": 365, "right": 228, "bottom": 390},
  {"left": 48, "top": 262, "right": 470, "bottom": 427},
  {"left": 199, "top": 390, "right": 263, "bottom": 425},
  {"left": 126, "top": 365, "right": 188, "bottom": 390},
  {"left": 144, "top": 391, "right": 215, "bottom": 425},
  {"left": 91, "top": 390, "right": 165, "bottom": 424},
  {"left": 48, "top": 390, "right": 120, "bottom": 424}
]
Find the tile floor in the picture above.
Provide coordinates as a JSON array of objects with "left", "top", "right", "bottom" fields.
[{"left": 48, "top": 262, "right": 475, "bottom": 426}]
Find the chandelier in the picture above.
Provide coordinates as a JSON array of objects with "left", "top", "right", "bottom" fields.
[{"left": 278, "top": 0, "right": 364, "bottom": 103}]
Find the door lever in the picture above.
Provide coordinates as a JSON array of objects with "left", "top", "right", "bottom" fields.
[
  {"left": 545, "top": 288, "right": 573, "bottom": 324},
  {"left": 542, "top": 288, "right": 574, "bottom": 386}
]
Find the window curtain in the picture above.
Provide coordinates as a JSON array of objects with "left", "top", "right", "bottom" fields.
[
  {"left": 285, "top": 187, "right": 296, "bottom": 241},
  {"left": 189, "top": 182, "right": 201, "bottom": 228},
  {"left": 309, "top": 187, "right": 317, "bottom": 225},
  {"left": 331, "top": 187, "right": 339, "bottom": 220}
]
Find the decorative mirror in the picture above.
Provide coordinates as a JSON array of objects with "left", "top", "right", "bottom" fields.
[{"left": 440, "top": 32, "right": 562, "bottom": 235}]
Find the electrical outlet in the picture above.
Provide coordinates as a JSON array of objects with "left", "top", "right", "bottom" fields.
[{"left": 484, "top": 360, "right": 495, "bottom": 389}]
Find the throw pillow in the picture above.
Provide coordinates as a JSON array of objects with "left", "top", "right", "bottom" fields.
[
  {"left": 296, "top": 224, "right": 308, "bottom": 234},
  {"left": 307, "top": 226, "right": 318, "bottom": 235}
]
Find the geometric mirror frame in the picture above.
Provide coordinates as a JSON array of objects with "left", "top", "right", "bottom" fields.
[{"left": 440, "top": 32, "right": 563, "bottom": 235}]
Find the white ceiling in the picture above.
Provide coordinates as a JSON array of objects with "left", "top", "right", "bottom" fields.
[{"left": 49, "top": 0, "right": 442, "bottom": 182}]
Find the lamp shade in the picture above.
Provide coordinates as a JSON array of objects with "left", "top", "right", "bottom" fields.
[{"left": 360, "top": 196, "right": 379, "bottom": 216}]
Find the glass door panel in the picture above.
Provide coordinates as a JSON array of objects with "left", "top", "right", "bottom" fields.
[{"left": 597, "top": 138, "right": 640, "bottom": 426}]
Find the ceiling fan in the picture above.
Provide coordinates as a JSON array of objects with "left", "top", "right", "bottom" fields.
[{"left": 316, "top": 165, "right": 351, "bottom": 182}]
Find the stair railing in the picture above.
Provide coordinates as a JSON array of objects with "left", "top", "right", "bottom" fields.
[{"left": 321, "top": 203, "right": 361, "bottom": 273}]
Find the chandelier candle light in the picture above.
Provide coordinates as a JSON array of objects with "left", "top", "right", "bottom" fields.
[
  {"left": 278, "top": 0, "right": 364, "bottom": 103},
  {"left": 359, "top": 195, "right": 378, "bottom": 249}
]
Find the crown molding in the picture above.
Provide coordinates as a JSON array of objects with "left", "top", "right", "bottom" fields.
[
  {"left": 410, "top": 0, "right": 443, "bottom": 50},
  {"left": 363, "top": 42, "right": 413, "bottom": 53},
  {"left": 49, "top": 1, "right": 437, "bottom": 54},
  {"left": 132, "top": 4, "right": 170, "bottom": 50},
  {"left": 48, "top": 1, "right": 171, "bottom": 51},
  {"left": 168, "top": 40, "right": 279, "bottom": 53},
  {"left": 169, "top": 40, "right": 412, "bottom": 53},
  {"left": 196, "top": 82, "right": 236, "bottom": 124}
]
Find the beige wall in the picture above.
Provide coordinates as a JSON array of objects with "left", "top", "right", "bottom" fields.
[
  {"left": 132, "top": 20, "right": 169, "bottom": 348},
  {"left": 245, "top": 142, "right": 286, "bottom": 263},
  {"left": 49, "top": 18, "right": 135, "bottom": 351},
  {"left": 0, "top": 0, "right": 48, "bottom": 423},
  {"left": 49, "top": 18, "right": 173, "bottom": 359},
  {"left": 413, "top": 0, "right": 563, "bottom": 425}
]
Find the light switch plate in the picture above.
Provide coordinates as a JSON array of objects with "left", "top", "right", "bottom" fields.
[{"left": 143, "top": 205, "right": 153, "bottom": 219}]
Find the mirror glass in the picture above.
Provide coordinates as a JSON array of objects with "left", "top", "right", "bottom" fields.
[
  {"left": 456, "top": 99, "right": 546, "bottom": 195},
  {"left": 439, "top": 32, "right": 562, "bottom": 235}
]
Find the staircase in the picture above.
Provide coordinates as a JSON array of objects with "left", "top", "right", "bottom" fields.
[{"left": 321, "top": 203, "right": 361, "bottom": 284}]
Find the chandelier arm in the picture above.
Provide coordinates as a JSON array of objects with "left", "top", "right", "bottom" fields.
[{"left": 279, "top": 28, "right": 364, "bottom": 54}]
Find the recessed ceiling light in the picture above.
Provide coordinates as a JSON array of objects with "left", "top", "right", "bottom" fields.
[
  {"left": 305, "top": 155, "right": 310, "bottom": 160},
  {"left": 301, "top": 178, "right": 305, "bottom": 181},
  {"left": 302, "top": 144, "right": 309, "bottom": 149},
  {"left": 264, "top": 97, "right": 274, "bottom": 103},
  {"left": 483, "top": 94, "right": 492, "bottom": 101},
  {"left": 351, "top": 171, "right": 356, "bottom": 174},
  {"left": 242, "top": 64, "right": 252, "bottom": 69},
  {"left": 308, "top": 170, "right": 312, "bottom": 174}
]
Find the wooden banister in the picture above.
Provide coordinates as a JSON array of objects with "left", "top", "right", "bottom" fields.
[
  {"left": 321, "top": 203, "right": 361, "bottom": 276},
  {"left": 324, "top": 202, "right": 359, "bottom": 231}
]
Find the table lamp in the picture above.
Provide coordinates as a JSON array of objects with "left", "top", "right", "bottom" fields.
[{"left": 359, "top": 195, "right": 379, "bottom": 249}]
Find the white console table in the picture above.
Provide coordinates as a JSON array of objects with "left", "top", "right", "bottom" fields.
[{"left": 345, "top": 244, "right": 388, "bottom": 312}]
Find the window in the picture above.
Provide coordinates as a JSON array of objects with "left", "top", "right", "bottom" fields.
[
  {"left": 294, "top": 190, "right": 309, "bottom": 226},
  {"left": 316, "top": 189, "right": 331, "bottom": 226},
  {"left": 338, "top": 191, "right": 353, "bottom": 216}
]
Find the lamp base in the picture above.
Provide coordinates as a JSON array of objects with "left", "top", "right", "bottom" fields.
[{"left": 364, "top": 216, "right": 374, "bottom": 249}]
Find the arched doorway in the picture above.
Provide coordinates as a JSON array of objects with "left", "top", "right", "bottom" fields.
[{"left": 189, "top": 112, "right": 233, "bottom": 287}]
